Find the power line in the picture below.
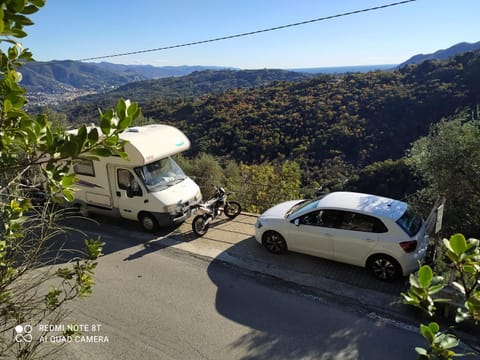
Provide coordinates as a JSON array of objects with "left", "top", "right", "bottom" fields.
[{"left": 78, "top": 0, "right": 416, "bottom": 62}]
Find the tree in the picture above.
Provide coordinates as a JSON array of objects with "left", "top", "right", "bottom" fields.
[
  {"left": 0, "top": 1, "right": 140, "bottom": 358},
  {"left": 175, "top": 153, "right": 226, "bottom": 199},
  {"left": 345, "top": 158, "right": 424, "bottom": 200},
  {"left": 401, "top": 234, "right": 479, "bottom": 359},
  {"left": 239, "top": 161, "right": 302, "bottom": 213},
  {"left": 406, "top": 107, "right": 480, "bottom": 236}
]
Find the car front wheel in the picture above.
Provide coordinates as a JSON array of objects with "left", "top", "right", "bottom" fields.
[
  {"left": 262, "top": 231, "right": 287, "bottom": 254},
  {"left": 367, "top": 255, "right": 402, "bottom": 282}
]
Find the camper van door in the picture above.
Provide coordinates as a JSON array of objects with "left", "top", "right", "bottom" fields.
[{"left": 110, "top": 166, "right": 145, "bottom": 221}]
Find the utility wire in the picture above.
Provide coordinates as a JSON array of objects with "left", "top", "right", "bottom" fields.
[{"left": 78, "top": 0, "right": 416, "bottom": 62}]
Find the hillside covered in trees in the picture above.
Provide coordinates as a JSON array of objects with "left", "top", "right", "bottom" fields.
[
  {"left": 56, "top": 51, "right": 480, "bottom": 184},
  {"left": 70, "top": 69, "right": 312, "bottom": 103}
]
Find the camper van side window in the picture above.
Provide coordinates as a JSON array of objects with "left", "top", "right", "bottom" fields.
[
  {"left": 117, "top": 169, "right": 132, "bottom": 190},
  {"left": 74, "top": 159, "right": 95, "bottom": 177}
]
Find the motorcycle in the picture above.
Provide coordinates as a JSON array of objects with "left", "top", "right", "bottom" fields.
[{"left": 191, "top": 185, "right": 241, "bottom": 236}]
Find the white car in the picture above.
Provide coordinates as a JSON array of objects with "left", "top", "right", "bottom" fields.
[{"left": 255, "top": 191, "right": 429, "bottom": 281}]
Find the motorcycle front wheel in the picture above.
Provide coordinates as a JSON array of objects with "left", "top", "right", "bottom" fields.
[
  {"left": 192, "top": 214, "right": 210, "bottom": 236},
  {"left": 224, "top": 201, "right": 241, "bottom": 219}
]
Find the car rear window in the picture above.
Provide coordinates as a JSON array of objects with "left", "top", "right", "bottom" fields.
[{"left": 396, "top": 208, "right": 423, "bottom": 237}]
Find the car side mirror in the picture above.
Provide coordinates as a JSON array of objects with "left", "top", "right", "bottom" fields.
[{"left": 294, "top": 218, "right": 300, "bottom": 226}]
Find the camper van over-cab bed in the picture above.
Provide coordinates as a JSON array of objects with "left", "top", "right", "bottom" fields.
[{"left": 71, "top": 124, "right": 202, "bottom": 232}]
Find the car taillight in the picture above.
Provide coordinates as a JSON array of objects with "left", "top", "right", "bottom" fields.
[{"left": 399, "top": 240, "right": 417, "bottom": 253}]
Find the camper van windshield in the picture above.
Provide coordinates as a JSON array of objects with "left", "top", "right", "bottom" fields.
[{"left": 135, "top": 157, "right": 186, "bottom": 191}]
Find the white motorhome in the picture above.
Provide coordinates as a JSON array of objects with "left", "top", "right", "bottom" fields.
[{"left": 70, "top": 124, "right": 202, "bottom": 232}]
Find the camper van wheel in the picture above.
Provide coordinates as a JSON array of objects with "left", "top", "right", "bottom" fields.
[{"left": 139, "top": 213, "right": 159, "bottom": 233}]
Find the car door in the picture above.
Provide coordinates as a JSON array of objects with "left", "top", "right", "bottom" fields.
[
  {"left": 287, "top": 210, "right": 341, "bottom": 259},
  {"left": 332, "top": 211, "right": 387, "bottom": 266}
]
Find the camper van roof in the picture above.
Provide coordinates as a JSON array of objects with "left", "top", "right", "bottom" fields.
[
  {"left": 120, "top": 124, "right": 191, "bottom": 164},
  {"left": 67, "top": 124, "right": 191, "bottom": 165}
]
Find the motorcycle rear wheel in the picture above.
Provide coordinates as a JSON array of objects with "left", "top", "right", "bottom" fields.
[
  {"left": 192, "top": 214, "right": 210, "bottom": 236},
  {"left": 224, "top": 201, "right": 241, "bottom": 219}
]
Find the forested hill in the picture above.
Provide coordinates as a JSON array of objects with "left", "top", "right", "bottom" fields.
[
  {"left": 76, "top": 69, "right": 312, "bottom": 103},
  {"left": 61, "top": 51, "right": 480, "bottom": 178}
]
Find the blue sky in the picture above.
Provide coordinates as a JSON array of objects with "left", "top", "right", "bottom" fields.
[{"left": 24, "top": 0, "right": 478, "bottom": 69}]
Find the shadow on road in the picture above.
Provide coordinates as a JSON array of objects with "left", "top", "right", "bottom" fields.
[
  {"left": 206, "top": 258, "right": 416, "bottom": 360},
  {"left": 46, "top": 212, "right": 182, "bottom": 265}
]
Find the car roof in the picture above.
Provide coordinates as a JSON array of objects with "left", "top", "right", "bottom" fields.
[{"left": 316, "top": 191, "right": 407, "bottom": 221}]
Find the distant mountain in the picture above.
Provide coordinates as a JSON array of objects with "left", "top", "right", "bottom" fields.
[
  {"left": 93, "top": 63, "right": 232, "bottom": 79},
  {"left": 399, "top": 41, "right": 480, "bottom": 67},
  {"left": 21, "top": 60, "right": 146, "bottom": 93},
  {"left": 22, "top": 61, "right": 233, "bottom": 93},
  {"left": 20, "top": 61, "right": 250, "bottom": 106},
  {"left": 21, "top": 60, "right": 394, "bottom": 98},
  {"left": 289, "top": 64, "right": 396, "bottom": 74}
]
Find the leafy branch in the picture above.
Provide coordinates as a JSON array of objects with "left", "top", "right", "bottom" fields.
[{"left": 402, "top": 234, "right": 480, "bottom": 359}]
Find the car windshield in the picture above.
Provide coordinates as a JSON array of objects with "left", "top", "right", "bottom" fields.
[
  {"left": 286, "top": 198, "right": 322, "bottom": 219},
  {"left": 396, "top": 208, "right": 423, "bottom": 237},
  {"left": 134, "top": 157, "right": 186, "bottom": 191}
]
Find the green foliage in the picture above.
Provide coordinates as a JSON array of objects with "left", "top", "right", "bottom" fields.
[
  {"left": 443, "top": 234, "right": 480, "bottom": 323},
  {"left": 416, "top": 322, "right": 463, "bottom": 360},
  {"left": 84, "top": 237, "right": 105, "bottom": 260},
  {"left": 401, "top": 265, "right": 449, "bottom": 317},
  {"left": 346, "top": 158, "right": 424, "bottom": 200},
  {"left": 403, "top": 234, "right": 480, "bottom": 359},
  {"left": 177, "top": 154, "right": 302, "bottom": 213},
  {"left": 59, "top": 51, "right": 480, "bottom": 186},
  {"left": 177, "top": 153, "right": 226, "bottom": 199},
  {"left": 407, "top": 109, "right": 480, "bottom": 235},
  {"left": 60, "top": 68, "right": 310, "bottom": 107},
  {"left": 0, "top": 2, "right": 140, "bottom": 358},
  {"left": 239, "top": 161, "right": 302, "bottom": 213},
  {"left": 41, "top": 50, "right": 480, "bottom": 220}
]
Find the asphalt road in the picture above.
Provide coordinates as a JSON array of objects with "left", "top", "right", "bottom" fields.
[{"left": 47, "top": 225, "right": 425, "bottom": 360}]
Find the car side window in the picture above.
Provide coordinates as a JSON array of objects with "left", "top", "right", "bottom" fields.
[
  {"left": 299, "top": 211, "right": 323, "bottom": 226},
  {"left": 299, "top": 210, "right": 342, "bottom": 228},
  {"left": 319, "top": 210, "right": 343, "bottom": 228},
  {"left": 338, "top": 211, "right": 388, "bottom": 233}
]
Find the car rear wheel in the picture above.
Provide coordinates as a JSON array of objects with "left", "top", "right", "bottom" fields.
[
  {"left": 367, "top": 255, "right": 402, "bottom": 282},
  {"left": 262, "top": 231, "right": 287, "bottom": 254}
]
